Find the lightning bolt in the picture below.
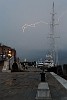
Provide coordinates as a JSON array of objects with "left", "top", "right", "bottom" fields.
[{"left": 22, "top": 21, "right": 48, "bottom": 32}]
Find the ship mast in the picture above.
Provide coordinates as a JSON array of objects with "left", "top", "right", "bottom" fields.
[{"left": 49, "top": 2, "right": 56, "bottom": 64}]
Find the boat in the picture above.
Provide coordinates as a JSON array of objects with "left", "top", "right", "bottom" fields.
[
  {"left": 44, "top": 54, "right": 54, "bottom": 69},
  {"left": 44, "top": 2, "right": 57, "bottom": 69},
  {"left": 37, "top": 59, "right": 44, "bottom": 68},
  {"left": 37, "top": 62, "right": 44, "bottom": 67}
]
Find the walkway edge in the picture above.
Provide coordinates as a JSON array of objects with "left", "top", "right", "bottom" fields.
[{"left": 50, "top": 72, "right": 67, "bottom": 89}]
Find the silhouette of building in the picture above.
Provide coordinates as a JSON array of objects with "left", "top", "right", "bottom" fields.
[{"left": 0, "top": 43, "right": 16, "bottom": 61}]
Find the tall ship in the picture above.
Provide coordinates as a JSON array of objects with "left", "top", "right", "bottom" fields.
[
  {"left": 44, "top": 2, "right": 58, "bottom": 69},
  {"left": 44, "top": 54, "right": 54, "bottom": 68}
]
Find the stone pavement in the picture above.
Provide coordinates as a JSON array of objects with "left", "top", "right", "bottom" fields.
[
  {"left": 0, "top": 67, "right": 41, "bottom": 100},
  {"left": 0, "top": 67, "right": 67, "bottom": 100},
  {"left": 46, "top": 72, "right": 67, "bottom": 100}
]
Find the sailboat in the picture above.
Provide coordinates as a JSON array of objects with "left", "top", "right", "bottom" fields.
[{"left": 44, "top": 2, "right": 57, "bottom": 69}]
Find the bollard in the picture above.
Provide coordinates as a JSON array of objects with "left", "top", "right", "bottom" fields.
[{"left": 40, "top": 72, "right": 46, "bottom": 82}]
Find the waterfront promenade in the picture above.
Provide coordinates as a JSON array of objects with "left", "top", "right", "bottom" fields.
[{"left": 0, "top": 67, "right": 67, "bottom": 100}]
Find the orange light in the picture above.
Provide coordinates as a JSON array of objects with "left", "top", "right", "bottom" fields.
[
  {"left": 8, "top": 53, "right": 12, "bottom": 57},
  {"left": 8, "top": 50, "right": 12, "bottom": 57},
  {"left": 9, "top": 50, "right": 11, "bottom": 53}
]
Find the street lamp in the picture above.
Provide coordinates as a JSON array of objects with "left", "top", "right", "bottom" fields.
[{"left": 8, "top": 50, "right": 12, "bottom": 70}]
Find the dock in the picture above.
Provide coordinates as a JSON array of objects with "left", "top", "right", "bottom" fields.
[{"left": 0, "top": 67, "right": 67, "bottom": 100}]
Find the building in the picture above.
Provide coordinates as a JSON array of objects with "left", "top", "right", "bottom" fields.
[{"left": 0, "top": 43, "right": 16, "bottom": 61}]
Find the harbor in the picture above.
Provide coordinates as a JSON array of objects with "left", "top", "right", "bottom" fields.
[{"left": 0, "top": 1, "right": 67, "bottom": 100}]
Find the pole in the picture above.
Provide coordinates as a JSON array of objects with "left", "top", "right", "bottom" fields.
[{"left": 9, "top": 57, "right": 10, "bottom": 70}]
